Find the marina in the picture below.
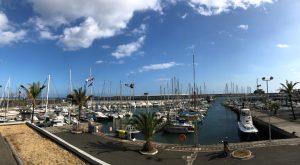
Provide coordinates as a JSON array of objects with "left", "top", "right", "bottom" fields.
[
  {"left": 1, "top": 94, "right": 300, "bottom": 144},
  {"left": 1, "top": 1, "right": 300, "bottom": 164},
  {"left": 98, "top": 96, "right": 295, "bottom": 145}
]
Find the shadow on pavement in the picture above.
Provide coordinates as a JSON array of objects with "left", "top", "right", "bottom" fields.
[
  {"left": 85, "top": 141, "right": 140, "bottom": 154},
  {"left": 206, "top": 151, "right": 228, "bottom": 161}
]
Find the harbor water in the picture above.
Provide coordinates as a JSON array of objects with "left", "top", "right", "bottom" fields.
[{"left": 100, "top": 97, "right": 276, "bottom": 145}]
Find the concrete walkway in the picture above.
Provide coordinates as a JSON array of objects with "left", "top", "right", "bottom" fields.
[
  {"left": 95, "top": 132, "right": 300, "bottom": 152},
  {"left": 0, "top": 136, "right": 18, "bottom": 165},
  {"left": 252, "top": 110, "right": 300, "bottom": 137},
  {"left": 55, "top": 132, "right": 300, "bottom": 165}
]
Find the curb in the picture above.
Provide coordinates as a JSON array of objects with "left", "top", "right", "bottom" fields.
[
  {"left": 26, "top": 122, "right": 110, "bottom": 165},
  {"left": 0, "top": 121, "right": 26, "bottom": 126},
  {"left": 4, "top": 137, "right": 23, "bottom": 165}
]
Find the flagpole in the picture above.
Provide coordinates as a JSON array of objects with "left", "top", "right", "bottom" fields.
[{"left": 90, "top": 68, "right": 93, "bottom": 110}]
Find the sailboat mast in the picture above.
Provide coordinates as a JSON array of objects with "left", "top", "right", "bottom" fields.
[
  {"left": 192, "top": 48, "right": 199, "bottom": 147},
  {"left": 5, "top": 77, "right": 10, "bottom": 120},
  {"left": 120, "top": 80, "right": 122, "bottom": 101},
  {"left": 90, "top": 68, "right": 93, "bottom": 110},
  {"left": 90, "top": 68, "right": 92, "bottom": 95},
  {"left": 45, "top": 75, "right": 50, "bottom": 113},
  {"left": 69, "top": 69, "right": 73, "bottom": 94},
  {"left": 192, "top": 49, "right": 196, "bottom": 111}
]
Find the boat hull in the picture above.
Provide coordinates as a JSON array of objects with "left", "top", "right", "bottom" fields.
[
  {"left": 238, "top": 122, "right": 259, "bottom": 141},
  {"left": 164, "top": 126, "right": 194, "bottom": 134}
]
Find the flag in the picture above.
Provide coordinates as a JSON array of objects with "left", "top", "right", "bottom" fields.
[
  {"left": 125, "top": 83, "right": 134, "bottom": 89},
  {"left": 42, "top": 77, "right": 48, "bottom": 87},
  {"left": 18, "top": 88, "right": 21, "bottom": 98},
  {"left": 85, "top": 76, "right": 95, "bottom": 87},
  {"left": 88, "top": 81, "right": 94, "bottom": 87}
]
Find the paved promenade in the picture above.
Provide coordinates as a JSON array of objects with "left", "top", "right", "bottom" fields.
[
  {"left": 54, "top": 131, "right": 300, "bottom": 165},
  {"left": 252, "top": 110, "right": 300, "bottom": 137},
  {"left": 0, "top": 135, "right": 17, "bottom": 165}
]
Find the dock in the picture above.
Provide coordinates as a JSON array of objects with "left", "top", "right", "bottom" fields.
[{"left": 252, "top": 110, "right": 300, "bottom": 138}]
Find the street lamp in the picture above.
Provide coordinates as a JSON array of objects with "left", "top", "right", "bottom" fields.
[{"left": 262, "top": 76, "right": 273, "bottom": 141}]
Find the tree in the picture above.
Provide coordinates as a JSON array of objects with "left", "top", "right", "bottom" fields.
[
  {"left": 253, "top": 89, "right": 265, "bottom": 95},
  {"left": 280, "top": 80, "right": 299, "bottom": 120},
  {"left": 268, "top": 101, "right": 280, "bottom": 115},
  {"left": 67, "top": 87, "right": 92, "bottom": 121},
  {"left": 130, "top": 112, "right": 164, "bottom": 155},
  {"left": 20, "top": 82, "right": 46, "bottom": 123}
]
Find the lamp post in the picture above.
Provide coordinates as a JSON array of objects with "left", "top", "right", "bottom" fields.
[{"left": 262, "top": 76, "right": 273, "bottom": 141}]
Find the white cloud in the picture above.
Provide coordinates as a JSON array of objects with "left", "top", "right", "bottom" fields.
[
  {"left": 28, "top": 0, "right": 161, "bottom": 50},
  {"left": 277, "top": 44, "right": 289, "bottom": 48},
  {"left": 95, "top": 60, "right": 104, "bottom": 64},
  {"left": 112, "top": 36, "right": 145, "bottom": 59},
  {"left": 0, "top": 12, "right": 26, "bottom": 45},
  {"left": 0, "top": 12, "right": 9, "bottom": 30},
  {"left": 139, "top": 61, "right": 178, "bottom": 72},
  {"left": 58, "top": 17, "right": 115, "bottom": 50},
  {"left": 181, "top": 13, "right": 188, "bottom": 19},
  {"left": 237, "top": 24, "right": 248, "bottom": 30},
  {"left": 188, "top": 0, "right": 274, "bottom": 16},
  {"left": 155, "top": 78, "right": 171, "bottom": 82},
  {"left": 132, "top": 24, "right": 147, "bottom": 35},
  {"left": 95, "top": 60, "right": 124, "bottom": 64},
  {"left": 40, "top": 30, "right": 59, "bottom": 40},
  {"left": 218, "top": 30, "right": 232, "bottom": 37},
  {"left": 101, "top": 45, "right": 111, "bottom": 49}
]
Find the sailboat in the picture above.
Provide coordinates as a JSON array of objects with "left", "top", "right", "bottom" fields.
[{"left": 164, "top": 49, "right": 203, "bottom": 134}]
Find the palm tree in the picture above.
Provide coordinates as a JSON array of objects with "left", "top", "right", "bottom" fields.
[
  {"left": 280, "top": 80, "right": 299, "bottom": 120},
  {"left": 20, "top": 82, "right": 46, "bottom": 123},
  {"left": 268, "top": 101, "right": 280, "bottom": 115},
  {"left": 67, "top": 87, "right": 92, "bottom": 121},
  {"left": 130, "top": 112, "right": 164, "bottom": 154}
]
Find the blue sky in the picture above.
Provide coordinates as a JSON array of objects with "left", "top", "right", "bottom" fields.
[{"left": 0, "top": 0, "right": 299, "bottom": 97}]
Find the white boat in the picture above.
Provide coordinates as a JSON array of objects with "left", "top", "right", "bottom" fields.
[
  {"left": 53, "top": 115, "right": 66, "bottom": 127},
  {"left": 164, "top": 122, "right": 195, "bottom": 134},
  {"left": 130, "top": 102, "right": 136, "bottom": 109},
  {"left": 238, "top": 108, "right": 258, "bottom": 136},
  {"left": 94, "top": 111, "right": 108, "bottom": 120},
  {"left": 0, "top": 117, "right": 8, "bottom": 123}
]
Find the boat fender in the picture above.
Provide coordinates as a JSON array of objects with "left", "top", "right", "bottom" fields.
[{"left": 179, "top": 134, "right": 186, "bottom": 142}]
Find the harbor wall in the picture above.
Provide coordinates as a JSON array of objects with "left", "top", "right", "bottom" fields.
[{"left": 252, "top": 117, "right": 298, "bottom": 139}]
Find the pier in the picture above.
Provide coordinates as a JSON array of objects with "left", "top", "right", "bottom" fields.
[
  {"left": 252, "top": 110, "right": 300, "bottom": 138},
  {"left": 223, "top": 99, "right": 300, "bottom": 139}
]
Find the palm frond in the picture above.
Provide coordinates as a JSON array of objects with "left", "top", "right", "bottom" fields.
[{"left": 130, "top": 112, "right": 164, "bottom": 141}]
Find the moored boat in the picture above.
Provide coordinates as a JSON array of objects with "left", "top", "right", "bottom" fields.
[{"left": 238, "top": 108, "right": 258, "bottom": 140}]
